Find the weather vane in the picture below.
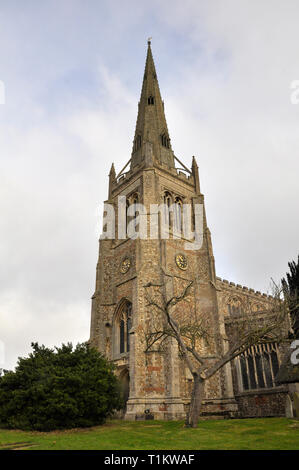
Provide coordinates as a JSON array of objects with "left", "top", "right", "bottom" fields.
[{"left": 147, "top": 37, "right": 152, "bottom": 45}]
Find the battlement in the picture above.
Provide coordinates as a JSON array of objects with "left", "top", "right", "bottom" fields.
[
  {"left": 177, "top": 169, "right": 193, "bottom": 181},
  {"left": 216, "top": 276, "right": 273, "bottom": 299}
]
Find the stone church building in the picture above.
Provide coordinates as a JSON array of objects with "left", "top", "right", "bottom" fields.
[{"left": 89, "top": 42, "right": 287, "bottom": 420}]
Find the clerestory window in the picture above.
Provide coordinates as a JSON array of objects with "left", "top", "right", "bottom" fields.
[{"left": 236, "top": 342, "right": 280, "bottom": 391}]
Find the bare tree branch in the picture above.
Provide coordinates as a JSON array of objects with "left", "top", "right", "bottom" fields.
[{"left": 143, "top": 276, "right": 289, "bottom": 427}]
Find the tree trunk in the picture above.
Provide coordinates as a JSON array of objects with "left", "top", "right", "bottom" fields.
[{"left": 185, "top": 374, "right": 205, "bottom": 428}]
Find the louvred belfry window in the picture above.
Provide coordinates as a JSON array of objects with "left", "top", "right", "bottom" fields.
[
  {"left": 174, "top": 197, "right": 183, "bottom": 234},
  {"left": 163, "top": 191, "right": 172, "bottom": 230},
  {"left": 133, "top": 134, "right": 142, "bottom": 152},
  {"left": 161, "top": 133, "right": 170, "bottom": 148}
]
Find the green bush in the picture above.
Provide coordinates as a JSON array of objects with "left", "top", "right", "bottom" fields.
[{"left": 0, "top": 342, "right": 122, "bottom": 431}]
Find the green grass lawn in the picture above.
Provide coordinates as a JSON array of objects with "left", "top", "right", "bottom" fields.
[{"left": 0, "top": 418, "right": 298, "bottom": 450}]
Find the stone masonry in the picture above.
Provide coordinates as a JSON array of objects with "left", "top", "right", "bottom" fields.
[{"left": 89, "top": 42, "right": 287, "bottom": 420}]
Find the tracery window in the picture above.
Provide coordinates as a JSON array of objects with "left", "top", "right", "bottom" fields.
[
  {"left": 148, "top": 95, "right": 154, "bottom": 105},
  {"left": 164, "top": 191, "right": 172, "bottom": 207},
  {"left": 227, "top": 298, "right": 243, "bottom": 317},
  {"left": 118, "top": 301, "right": 132, "bottom": 355},
  {"left": 236, "top": 342, "right": 280, "bottom": 391},
  {"left": 228, "top": 304, "right": 242, "bottom": 316},
  {"left": 131, "top": 193, "right": 139, "bottom": 209}
]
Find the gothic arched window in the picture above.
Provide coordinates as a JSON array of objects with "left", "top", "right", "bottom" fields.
[
  {"left": 161, "top": 133, "right": 170, "bottom": 148},
  {"left": 227, "top": 297, "right": 243, "bottom": 317},
  {"left": 148, "top": 95, "right": 154, "bottom": 105},
  {"left": 126, "top": 193, "right": 140, "bottom": 239},
  {"left": 133, "top": 134, "right": 142, "bottom": 152},
  {"left": 125, "top": 199, "right": 130, "bottom": 237},
  {"left": 117, "top": 301, "right": 132, "bottom": 355},
  {"left": 163, "top": 191, "right": 173, "bottom": 230},
  {"left": 174, "top": 197, "right": 183, "bottom": 234},
  {"left": 131, "top": 193, "right": 139, "bottom": 208}
]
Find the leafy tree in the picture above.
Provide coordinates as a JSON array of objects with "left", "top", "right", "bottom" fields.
[
  {"left": 0, "top": 342, "right": 122, "bottom": 431},
  {"left": 282, "top": 255, "right": 299, "bottom": 339}
]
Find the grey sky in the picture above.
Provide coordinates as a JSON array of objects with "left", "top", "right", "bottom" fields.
[{"left": 0, "top": 0, "right": 298, "bottom": 370}]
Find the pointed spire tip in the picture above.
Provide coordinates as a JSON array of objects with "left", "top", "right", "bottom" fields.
[
  {"left": 109, "top": 163, "right": 116, "bottom": 176},
  {"left": 192, "top": 156, "right": 198, "bottom": 167}
]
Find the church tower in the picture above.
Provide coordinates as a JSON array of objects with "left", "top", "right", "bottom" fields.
[{"left": 89, "top": 41, "right": 238, "bottom": 420}]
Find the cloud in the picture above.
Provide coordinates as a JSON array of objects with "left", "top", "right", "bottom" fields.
[
  {"left": 155, "top": 0, "right": 299, "bottom": 289},
  {"left": 0, "top": 64, "right": 137, "bottom": 370},
  {"left": 0, "top": 0, "right": 298, "bottom": 369}
]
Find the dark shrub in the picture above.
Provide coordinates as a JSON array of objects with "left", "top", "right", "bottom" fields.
[{"left": 0, "top": 342, "right": 122, "bottom": 431}]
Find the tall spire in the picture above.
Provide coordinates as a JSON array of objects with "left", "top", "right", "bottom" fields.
[
  {"left": 131, "top": 41, "right": 175, "bottom": 169},
  {"left": 108, "top": 163, "right": 116, "bottom": 199}
]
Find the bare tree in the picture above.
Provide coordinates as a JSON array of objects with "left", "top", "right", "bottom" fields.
[{"left": 143, "top": 277, "right": 290, "bottom": 428}]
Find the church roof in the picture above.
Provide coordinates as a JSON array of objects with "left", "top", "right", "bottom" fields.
[{"left": 131, "top": 41, "right": 175, "bottom": 170}]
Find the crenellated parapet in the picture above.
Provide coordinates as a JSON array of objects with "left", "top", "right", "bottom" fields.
[
  {"left": 109, "top": 157, "right": 195, "bottom": 199},
  {"left": 216, "top": 276, "right": 273, "bottom": 299},
  {"left": 215, "top": 276, "right": 274, "bottom": 319}
]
